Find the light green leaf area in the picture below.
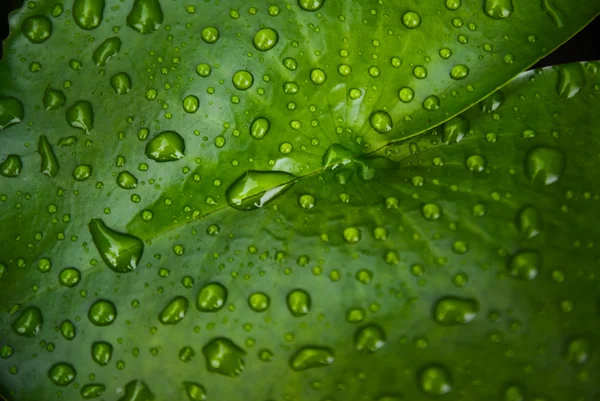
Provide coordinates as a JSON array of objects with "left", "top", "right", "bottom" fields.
[{"left": 0, "top": 0, "right": 600, "bottom": 400}]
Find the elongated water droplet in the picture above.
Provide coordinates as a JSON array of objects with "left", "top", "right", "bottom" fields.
[
  {"left": 355, "top": 324, "right": 386, "bottom": 353},
  {"left": 184, "top": 382, "right": 207, "bottom": 401},
  {"left": 479, "top": 90, "right": 505, "bottom": 113},
  {"left": 298, "top": 0, "right": 324, "bottom": 11},
  {"left": 118, "top": 381, "right": 155, "bottom": 401},
  {"left": 38, "top": 135, "right": 60, "bottom": 177},
  {"left": 81, "top": 384, "right": 106, "bottom": 399},
  {"left": 111, "top": 72, "right": 132, "bottom": 95},
  {"left": 226, "top": 170, "right": 296, "bottom": 211},
  {"left": 483, "top": 0, "right": 514, "bottom": 19},
  {"left": 433, "top": 296, "right": 479, "bottom": 325},
  {"left": 525, "top": 147, "right": 565, "bottom": 185},
  {"left": 250, "top": 117, "right": 270, "bottom": 139},
  {"left": 443, "top": 115, "right": 469, "bottom": 144},
  {"left": 88, "top": 218, "right": 144, "bottom": 273},
  {"left": 286, "top": 289, "right": 311, "bottom": 317},
  {"left": 253, "top": 28, "right": 279, "bottom": 51},
  {"left": 12, "top": 307, "right": 43, "bottom": 337},
  {"left": 1, "top": 155, "right": 22, "bottom": 178},
  {"left": 60, "top": 320, "right": 76, "bottom": 340},
  {"left": 517, "top": 205, "right": 542, "bottom": 238},
  {"left": 127, "top": 0, "right": 163, "bottom": 34},
  {"left": 556, "top": 63, "right": 586, "bottom": 99},
  {"left": 419, "top": 365, "right": 453, "bottom": 396},
  {"left": 88, "top": 299, "right": 117, "bottom": 326},
  {"left": 66, "top": 100, "right": 94, "bottom": 133},
  {"left": 21, "top": 16, "right": 52, "bottom": 43},
  {"left": 145, "top": 131, "right": 185, "bottom": 162},
  {"left": 43, "top": 86, "right": 66, "bottom": 110},
  {"left": 73, "top": 0, "right": 105, "bottom": 30},
  {"left": 370, "top": 110, "right": 393, "bottom": 134},
  {"left": 48, "top": 362, "right": 76, "bottom": 386},
  {"left": 0, "top": 96, "right": 24, "bottom": 130},
  {"left": 290, "top": 346, "right": 334, "bottom": 371},
  {"left": 92, "top": 37, "right": 121, "bottom": 66},
  {"left": 91, "top": 341, "right": 113, "bottom": 365},
  {"left": 509, "top": 251, "right": 540, "bottom": 280},
  {"left": 196, "top": 283, "right": 227, "bottom": 312},
  {"left": 159, "top": 296, "right": 189, "bottom": 324},
  {"left": 202, "top": 337, "right": 246, "bottom": 377}
]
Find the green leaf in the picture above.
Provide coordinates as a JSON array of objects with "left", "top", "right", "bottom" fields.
[{"left": 0, "top": 0, "right": 599, "bottom": 399}]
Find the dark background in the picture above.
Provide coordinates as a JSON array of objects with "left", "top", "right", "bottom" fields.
[{"left": 0, "top": 1, "right": 598, "bottom": 68}]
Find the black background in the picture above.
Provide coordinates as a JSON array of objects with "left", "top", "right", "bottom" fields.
[{"left": 0, "top": 1, "right": 598, "bottom": 68}]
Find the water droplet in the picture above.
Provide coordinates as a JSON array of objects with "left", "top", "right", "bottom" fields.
[
  {"left": 503, "top": 384, "right": 525, "bottom": 401},
  {"left": 66, "top": 100, "right": 94, "bottom": 133},
  {"left": 43, "top": 86, "right": 66, "bottom": 110},
  {"left": 254, "top": 28, "right": 279, "bottom": 51},
  {"left": 72, "top": 0, "right": 105, "bottom": 30},
  {"left": 127, "top": 0, "right": 163, "bottom": 34},
  {"left": 21, "top": 16, "right": 52, "bottom": 43},
  {"left": 413, "top": 65, "right": 428, "bottom": 79},
  {"left": 483, "top": 0, "right": 514, "bottom": 19},
  {"left": 525, "top": 147, "right": 565, "bottom": 185},
  {"left": 48, "top": 362, "right": 76, "bottom": 386},
  {"left": 59, "top": 267, "right": 81, "bottom": 287},
  {"left": 433, "top": 296, "right": 479, "bottom": 325},
  {"left": 355, "top": 324, "right": 386, "bottom": 353},
  {"left": 402, "top": 11, "right": 421, "bottom": 28},
  {"left": 517, "top": 205, "right": 542, "bottom": 238},
  {"left": 250, "top": 117, "right": 270, "bottom": 140},
  {"left": 286, "top": 289, "right": 311, "bottom": 317},
  {"left": 202, "top": 337, "right": 246, "bottom": 377},
  {"left": 419, "top": 365, "right": 453, "bottom": 396},
  {"left": 159, "top": 296, "right": 189, "bottom": 324},
  {"left": 466, "top": 155, "right": 487, "bottom": 172},
  {"left": 450, "top": 64, "right": 470, "bottom": 80},
  {"left": 556, "top": 63, "right": 586, "bottom": 99},
  {"left": 290, "top": 346, "right": 334, "bottom": 371},
  {"left": 248, "top": 292, "right": 270, "bottom": 312},
  {"left": 196, "top": 63, "right": 211, "bottom": 77},
  {"left": 399, "top": 87, "right": 415, "bottom": 103},
  {"left": 88, "top": 218, "right": 144, "bottom": 273},
  {"left": 226, "top": 170, "right": 296, "bottom": 211},
  {"left": 370, "top": 110, "right": 393, "bottom": 134},
  {"left": 445, "top": 0, "right": 462, "bottom": 10},
  {"left": 343, "top": 227, "right": 361, "bottom": 243},
  {"left": 111, "top": 72, "right": 132, "bottom": 95},
  {"left": 196, "top": 282, "right": 227, "bottom": 312},
  {"left": 0, "top": 96, "right": 24, "bottom": 130},
  {"left": 184, "top": 382, "right": 207, "bottom": 401},
  {"left": 421, "top": 203, "right": 442, "bottom": 221},
  {"left": 183, "top": 95, "right": 199, "bottom": 113},
  {"left": 442, "top": 115, "right": 469, "bottom": 144},
  {"left": 479, "top": 90, "right": 505, "bottom": 113},
  {"left": 92, "top": 36, "right": 121, "bottom": 66},
  {"left": 91, "top": 341, "right": 113, "bottom": 365},
  {"left": 60, "top": 320, "right": 76, "bottom": 340},
  {"left": 81, "top": 384, "right": 106, "bottom": 399},
  {"left": 310, "top": 68, "right": 327, "bottom": 85},
  {"left": 298, "top": 0, "right": 324, "bottom": 11},
  {"left": 1, "top": 155, "right": 22, "bottom": 178},
  {"left": 38, "top": 135, "right": 60, "bottom": 177},
  {"left": 423, "top": 95, "right": 441, "bottom": 111},
  {"left": 118, "top": 381, "right": 154, "bottom": 401},
  {"left": 88, "top": 299, "right": 117, "bottom": 326},
  {"left": 145, "top": 131, "right": 185, "bottom": 162},
  {"left": 12, "top": 307, "right": 43, "bottom": 337},
  {"left": 509, "top": 251, "right": 540, "bottom": 280},
  {"left": 73, "top": 164, "right": 92, "bottom": 181},
  {"left": 201, "top": 26, "right": 219, "bottom": 43},
  {"left": 117, "top": 171, "right": 138, "bottom": 189},
  {"left": 298, "top": 194, "right": 316, "bottom": 209},
  {"left": 338, "top": 64, "right": 352, "bottom": 76},
  {"left": 283, "top": 57, "right": 298, "bottom": 70},
  {"left": 565, "top": 338, "right": 591, "bottom": 365}
]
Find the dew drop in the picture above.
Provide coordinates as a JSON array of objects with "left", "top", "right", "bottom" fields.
[
  {"left": 445, "top": 0, "right": 462, "bottom": 10},
  {"left": 419, "top": 365, "right": 453, "bottom": 396},
  {"left": 466, "top": 154, "right": 487, "bottom": 172},
  {"left": 298, "top": 194, "right": 316, "bottom": 209},
  {"left": 310, "top": 68, "right": 327, "bottom": 85},
  {"left": 183, "top": 95, "right": 199, "bottom": 113},
  {"left": 91, "top": 341, "right": 113, "bottom": 366},
  {"left": 88, "top": 218, "right": 144, "bottom": 273},
  {"left": 517, "top": 205, "right": 542, "bottom": 238},
  {"left": 423, "top": 95, "right": 441, "bottom": 111},
  {"left": 565, "top": 338, "right": 591, "bottom": 365},
  {"left": 59, "top": 267, "right": 81, "bottom": 287},
  {"left": 111, "top": 72, "right": 132, "bottom": 95},
  {"left": 525, "top": 147, "right": 565, "bottom": 185},
  {"left": 421, "top": 203, "right": 442, "bottom": 221},
  {"left": 184, "top": 382, "right": 207, "bottom": 401},
  {"left": 370, "top": 110, "right": 393, "bottom": 134},
  {"left": 399, "top": 87, "right": 415, "bottom": 103},
  {"left": 248, "top": 292, "right": 270, "bottom": 312},
  {"left": 159, "top": 296, "right": 189, "bottom": 325},
  {"left": 298, "top": 0, "right": 325, "bottom": 12},
  {"left": 201, "top": 27, "right": 219, "bottom": 43},
  {"left": 38, "top": 135, "right": 60, "bottom": 177},
  {"left": 202, "top": 337, "right": 246, "bottom": 377},
  {"left": 556, "top": 63, "right": 586, "bottom": 99},
  {"left": 253, "top": 28, "right": 279, "bottom": 51},
  {"left": 1, "top": 155, "right": 22, "bottom": 178},
  {"left": 0, "top": 96, "right": 25, "bottom": 130},
  {"left": 21, "top": 16, "right": 52, "bottom": 43},
  {"left": 145, "top": 131, "right": 185, "bottom": 162},
  {"left": 355, "top": 324, "right": 386, "bottom": 353},
  {"left": 196, "top": 282, "right": 227, "bottom": 312},
  {"left": 290, "top": 346, "right": 334, "bottom": 371},
  {"left": 88, "top": 299, "right": 117, "bottom": 326},
  {"left": 226, "top": 170, "right": 296, "bottom": 211},
  {"left": 43, "top": 87, "right": 66, "bottom": 110},
  {"left": 92, "top": 37, "right": 121, "bottom": 66},
  {"left": 72, "top": 0, "right": 105, "bottom": 30},
  {"left": 483, "top": 0, "right": 514, "bottom": 19},
  {"left": 48, "top": 362, "right": 76, "bottom": 386},
  {"left": 450, "top": 64, "right": 470, "bottom": 80},
  {"left": 442, "top": 115, "right": 469, "bottom": 144},
  {"left": 232, "top": 70, "right": 254, "bottom": 90},
  {"left": 402, "top": 11, "right": 421, "bottom": 28},
  {"left": 73, "top": 164, "right": 92, "bottom": 181},
  {"left": 509, "top": 251, "right": 540, "bottom": 280},
  {"left": 250, "top": 117, "right": 270, "bottom": 140},
  {"left": 286, "top": 289, "right": 311, "bottom": 317},
  {"left": 117, "top": 171, "right": 138, "bottom": 189},
  {"left": 60, "top": 320, "right": 76, "bottom": 340},
  {"left": 66, "top": 100, "right": 94, "bottom": 133},
  {"left": 127, "top": 0, "right": 163, "bottom": 34},
  {"left": 433, "top": 296, "right": 479, "bottom": 325},
  {"left": 12, "top": 307, "right": 43, "bottom": 337},
  {"left": 81, "top": 384, "right": 106, "bottom": 399}
]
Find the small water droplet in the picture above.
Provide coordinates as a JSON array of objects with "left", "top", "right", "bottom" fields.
[
  {"left": 287, "top": 289, "right": 311, "bottom": 317},
  {"left": 445, "top": 0, "right": 462, "bottom": 10},
  {"left": 111, "top": 72, "right": 132, "bottom": 95},
  {"left": 483, "top": 0, "right": 514, "bottom": 19},
  {"left": 283, "top": 57, "right": 298, "bottom": 70},
  {"left": 343, "top": 227, "right": 361, "bottom": 243},
  {"left": 298, "top": 194, "right": 316, "bottom": 209},
  {"left": 0, "top": 96, "right": 25, "bottom": 130},
  {"left": 398, "top": 87, "right": 415, "bottom": 103},
  {"left": 201, "top": 26, "right": 219, "bottom": 43},
  {"left": 1, "top": 155, "right": 23, "bottom": 178},
  {"left": 556, "top": 63, "right": 586, "bottom": 99},
  {"left": 413, "top": 65, "right": 428, "bottom": 79},
  {"left": 59, "top": 267, "right": 81, "bottom": 287},
  {"left": 250, "top": 117, "right": 270, "bottom": 140},
  {"left": 184, "top": 382, "right": 207, "bottom": 401},
  {"left": 517, "top": 205, "right": 542, "bottom": 238},
  {"left": 183, "top": 95, "right": 199, "bottom": 113},
  {"left": 421, "top": 203, "right": 442, "bottom": 221},
  {"left": 232, "top": 70, "right": 254, "bottom": 90},
  {"left": 118, "top": 381, "right": 154, "bottom": 401},
  {"left": 202, "top": 337, "right": 246, "bottom": 377},
  {"left": 12, "top": 307, "right": 43, "bottom": 337},
  {"left": 402, "top": 11, "right": 421, "bottom": 28},
  {"left": 72, "top": 0, "right": 105, "bottom": 30},
  {"left": 442, "top": 115, "right": 469, "bottom": 144},
  {"left": 21, "top": 16, "right": 52, "bottom": 43},
  {"left": 145, "top": 131, "right": 185, "bottom": 162},
  {"left": 127, "top": 0, "right": 163, "bottom": 34},
  {"left": 298, "top": 0, "right": 324, "bottom": 11},
  {"left": 92, "top": 37, "right": 121, "bottom": 66},
  {"left": 88, "top": 218, "right": 144, "bottom": 273},
  {"left": 43, "top": 86, "right": 66, "bottom": 110},
  {"left": 196, "top": 282, "right": 227, "bottom": 312},
  {"left": 509, "top": 251, "right": 540, "bottom": 280},
  {"left": 419, "top": 365, "right": 453, "bottom": 396},
  {"left": 66, "top": 100, "right": 94, "bottom": 133},
  {"left": 38, "top": 135, "right": 60, "bottom": 177},
  {"left": 117, "top": 171, "right": 138, "bottom": 189},
  {"left": 370, "top": 110, "right": 393, "bottom": 134},
  {"left": 91, "top": 341, "right": 113, "bottom": 365},
  {"left": 226, "top": 170, "right": 296, "bottom": 211},
  {"left": 159, "top": 296, "right": 189, "bottom": 324},
  {"left": 355, "top": 324, "right": 386, "bottom": 353},
  {"left": 565, "top": 337, "right": 591, "bottom": 365},
  {"left": 81, "top": 384, "right": 106, "bottom": 399},
  {"left": 466, "top": 155, "right": 486, "bottom": 172},
  {"left": 60, "top": 320, "right": 76, "bottom": 340},
  {"left": 88, "top": 299, "right": 117, "bottom": 326},
  {"left": 423, "top": 95, "right": 441, "bottom": 111},
  {"left": 310, "top": 68, "right": 327, "bottom": 85},
  {"left": 503, "top": 384, "right": 525, "bottom": 401},
  {"left": 450, "top": 64, "right": 470, "bottom": 80},
  {"left": 196, "top": 63, "right": 211, "bottom": 77},
  {"left": 290, "top": 346, "right": 334, "bottom": 371},
  {"left": 48, "top": 362, "right": 76, "bottom": 386},
  {"left": 73, "top": 164, "right": 92, "bottom": 181},
  {"left": 525, "top": 147, "right": 565, "bottom": 185},
  {"left": 248, "top": 292, "right": 270, "bottom": 312},
  {"left": 254, "top": 28, "right": 279, "bottom": 51},
  {"left": 433, "top": 296, "right": 479, "bottom": 325}
]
